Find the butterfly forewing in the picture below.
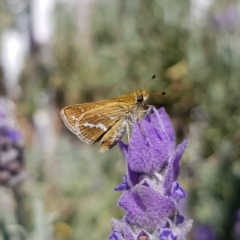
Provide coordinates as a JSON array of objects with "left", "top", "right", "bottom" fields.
[
  {"left": 61, "top": 101, "right": 115, "bottom": 134},
  {"left": 61, "top": 105, "right": 82, "bottom": 134},
  {"left": 61, "top": 101, "right": 132, "bottom": 145}
]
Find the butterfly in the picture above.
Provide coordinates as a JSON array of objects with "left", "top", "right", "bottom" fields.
[{"left": 60, "top": 75, "right": 165, "bottom": 152}]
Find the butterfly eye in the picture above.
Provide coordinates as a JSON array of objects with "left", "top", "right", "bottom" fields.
[{"left": 137, "top": 95, "right": 143, "bottom": 102}]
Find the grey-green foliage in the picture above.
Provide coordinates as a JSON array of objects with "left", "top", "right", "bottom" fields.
[
  {"left": 30, "top": 198, "right": 56, "bottom": 240},
  {"left": 0, "top": 188, "right": 57, "bottom": 240},
  {"left": 52, "top": 137, "right": 124, "bottom": 240},
  {"left": 91, "top": 0, "right": 190, "bottom": 95},
  {"left": 0, "top": 187, "right": 57, "bottom": 240},
  {"left": 51, "top": 0, "right": 190, "bottom": 109},
  {"left": 187, "top": 2, "right": 240, "bottom": 239},
  {"left": 0, "top": 187, "right": 28, "bottom": 240}
]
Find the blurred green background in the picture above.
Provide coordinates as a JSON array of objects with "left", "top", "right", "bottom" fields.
[{"left": 0, "top": 0, "right": 240, "bottom": 239}]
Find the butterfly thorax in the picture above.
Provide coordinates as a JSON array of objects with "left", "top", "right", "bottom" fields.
[{"left": 117, "top": 89, "right": 149, "bottom": 106}]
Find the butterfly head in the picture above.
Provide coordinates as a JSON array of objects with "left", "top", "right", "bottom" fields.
[{"left": 135, "top": 89, "right": 150, "bottom": 106}]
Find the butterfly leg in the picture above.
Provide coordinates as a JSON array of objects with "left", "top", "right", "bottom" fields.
[
  {"left": 126, "top": 121, "right": 132, "bottom": 149},
  {"left": 126, "top": 121, "right": 130, "bottom": 143},
  {"left": 137, "top": 110, "right": 146, "bottom": 137},
  {"left": 99, "top": 118, "right": 126, "bottom": 152},
  {"left": 138, "top": 119, "right": 146, "bottom": 137},
  {"left": 144, "top": 105, "right": 154, "bottom": 122}
]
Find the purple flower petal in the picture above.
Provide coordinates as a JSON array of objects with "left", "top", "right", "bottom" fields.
[
  {"left": 149, "top": 107, "right": 176, "bottom": 152},
  {"left": 109, "top": 230, "right": 125, "bottom": 240},
  {"left": 176, "top": 214, "right": 184, "bottom": 225},
  {"left": 119, "top": 141, "right": 129, "bottom": 159},
  {"left": 164, "top": 139, "right": 188, "bottom": 192},
  {"left": 0, "top": 112, "right": 5, "bottom": 118},
  {"left": 127, "top": 120, "right": 170, "bottom": 173},
  {"left": 8, "top": 129, "right": 22, "bottom": 142},
  {"left": 114, "top": 182, "right": 129, "bottom": 191},
  {"left": 159, "top": 228, "right": 176, "bottom": 240},
  {"left": 214, "top": 6, "right": 239, "bottom": 29},
  {"left": 115, "top": 175, "right": 130, "bottom": 191},
  {"left": 172, "top": 139, "right": 188, "bottom": 181},
  {"left": 127, "top": 164, "right": 140, "bottom": 187},
  {"left": 118, "top": 185, "right": 175, "bottom": 230},
  {"left": 170, "top": 182, "right": 187, "bottom": 201}
]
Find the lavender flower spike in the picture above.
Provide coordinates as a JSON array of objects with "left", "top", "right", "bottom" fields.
[{"left": 110, "top": 107, "right": 192, "bottom": 240}]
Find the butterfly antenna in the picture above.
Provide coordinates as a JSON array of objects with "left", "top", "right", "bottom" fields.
[
  {"left": 144, "top": 75, "right": 166, "bottom": 95},
  {"left": 143, "top": 75, "right": 156, "bottom": 88},
  {"left": 150, "top": 91, "right": 166, "bottom": 95}
]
